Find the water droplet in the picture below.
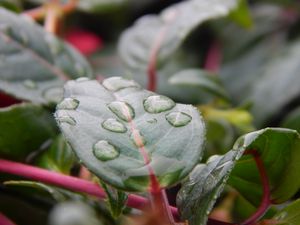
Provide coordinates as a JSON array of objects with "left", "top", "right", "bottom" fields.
[
  {"left": 57, "top": 115, "right": 76, "bottom": 126},
  {"left": 76, "top": 77, "right": 90, "bottom": 82},
  {"left": 108, "top": 101, "right": 135, "bottom": 122},
  {"left": 102, "top": 118, "right": 127, "bottom": 133},
  {"left": 143, "top": 95, "right": 175, "bottom": 114},
  {"left": 130, "top": 129, "right": 146, "bottom": 148},
  {"left": 43, "top": 87, "right": 63, "bottom": 103},
  {"left": 93, "top": 140, "right": 119, "bottom": 161},
  {"left": 206, "top": 210, "right": 210, "bottom": 215},
  {"left": 102, "top": 77, "right": 140, "bottom": 91},
  {"left": 23, "top": 79, "right": 37, "bottom": 89},
  {"left": 19, "top": 31, "right": 28, "bottom": 45},
  {"left": 147, "top": 118, "right": 157, "bottom": 124},
  {"left": 165, "top": 112, "right": 192, "bottom": 127},
  {"left": 75, "top": 63, "right": 86, "bottom": 76},
  {"left": 57, "top": 98, "right": 79, "bottom": 110},
  {"left": 45, "top": 34, "right": 63, "bottom": 55}
]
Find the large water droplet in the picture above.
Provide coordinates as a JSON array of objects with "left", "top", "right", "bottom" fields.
[
  {"left": 102, "top": 118, "right": 127, "bottom": 133},
  {"left": 43, "top": 87, "right": 63, "bottom": 103},
  {"left": 23, "top": 79, "right": 37, "bottom": 89},
  {"left": 130, "top": 129, "right": 146, "bottom": 148},
  {"left": 165, "top": 112, "right": 192, "bottom": 127},
  {"left": 57, "top": 98, "right": 79, "bottom": 110},
  {"left": 102, "top": 77, "right": 140, "bottom": 91},
  {"left": 57, "top": 115, "right": 76, "bottom": 126},
  {"left": 76, "top": 77, "right": 90, "bottom": 82},
  {"left": 108, "top": 101, "right": 135, "bottom": 122},
  {"left": 93, "top": 140, "right": 119, "bottom": 161},
  {"left": 143, "top": 95, "right": 175, "bottom": 113}
]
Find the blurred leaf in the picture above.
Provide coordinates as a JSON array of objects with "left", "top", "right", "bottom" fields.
[
  {"left": 0, "top": 8, "right": 93, "bottom": 105},
  {"left": 271, "top": 198, "right": 300, "bottom": 225},
  {"left": 281, "top": 106, "right": 300, "bottom": 132},
  {"left": 35, "top": 135, "right": 77, "bottom": 174},
  {"left": 0, "top": 103, "right": 57, "bottom": 160},
  {"left": 55, "top": 77, "right": 205, "bottom": 192},
  {"left": 229, "top": 0, "right": 253, "bottom": 28},
  {"left": 100, "top": 181, "right": 128, "bottom": 218},
  {"left": 168, "top": 69, "right": 230, "bottom": 102},
  {"left": 177, "top": 150, "right": 244, "bottom": 225},
  {"left": 228, "top": 128, "right": 300, "bottom": 205},
  {"left": 0, "top": 0, "right": 22, "bottom": 12},
  {"left": 49, "top": 201, "right": 103, "bottom": 225}
]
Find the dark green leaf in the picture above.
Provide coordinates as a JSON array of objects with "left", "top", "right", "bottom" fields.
[
  {"left": 35, "top": 135, "right": 77, "bottom": 174},
  {"left": 177, "top": 150, "right": 244, "bottom": 225},
  {"left": 0, "top": 103, "right": 57, "bottom": 160},
  {"left": 100, "top": 181, "right": 128, "bottom": 218},
  {"left": 281, "top": 106, "right": 300, "bottom": 133},
  {"left": 0, "top": 8, "right": 93, "bottom": 105},
  {"left": 55, "top": 77, "right": 205, "bottom": 192},
  {"left": 0, "top": 0, "right": 22, "bottom": 12},
  {"left": 228, "top": 128, "right": 300, "bottom": 205},
  {"left": 271, "top": 198, "right": 300, "bottom": 225},
  {"left": 169, "top": 69, "right": 230, "bottom": 102}
]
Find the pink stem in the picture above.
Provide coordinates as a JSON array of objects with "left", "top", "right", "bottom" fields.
[
  {"left": 204, "top": 40, "right": 222, "bottom": 73},
  {"left": 0, "top": 213, "right": 16, "bottom": 225},
  {"left": 241, "top": 150, "right": 271, "bottom": 225}
]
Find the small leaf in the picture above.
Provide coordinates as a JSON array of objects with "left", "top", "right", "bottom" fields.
[
  {"left": 55, "top": 77, "right": 206, "bottom": 192},
  {"left": 169, "top": 69, "right": 230, "bottom": 101},
  {"left": 0, "top": 8, "right": 93, "bottom": 105},
  {"left": 228, "top": 128, "right": 300, "bottom": 205},
  {"left": 35, "top": 135, "right": 77, "bottom": 174},
  {"left": 271, "top": 198, "right": 300, "bottom": 225},
  {"left": 0, "top": 103, "right": 57, "bottom": 160},
  {"left": 100, "top": 180, "right": 128, "bottom": 218},
  {"left": 177, "top": 150, "right": 244, "bottom": 225}
]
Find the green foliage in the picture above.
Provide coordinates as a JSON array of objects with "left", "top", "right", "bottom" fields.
[
  {"left": 271, "top": 199, "right": 300, "bottom": 225},
  {"left": 55, "top": 77, "right": 205, "bottom": 191}
]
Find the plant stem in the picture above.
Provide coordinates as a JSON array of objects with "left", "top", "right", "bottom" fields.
[
  {"left": 204, "top": 40, "right": 222, "bottom": 73},
  {"left": 241, "top": 150, "right": 271, "bottom": 225},
  {"left": 22, "top": 6, "right": 47, "bottom": 20},
  {"left": 44, "top": 1, "right": 63, "bottom": 34},
  {"left": 0, "top": 158, "right": 235, "bottom": 225},
  {"left": 0, "top": 213, "right": 16, "bottom": 225}
]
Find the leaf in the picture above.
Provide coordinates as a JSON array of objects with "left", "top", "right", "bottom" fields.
[
  {"left": 0, "top": 8, "right": 93, "bottom": 105},
  {"left": 77, "top": 0, "right": 128, "bottom": 13},
  {"left": 55, "top": 77, "right": 206, "bottom": 192},
  {"left": 281, "top": 106, "right": 300, "bottom": 133},
  {"left": 177, "top": 150, "right": 244, "bottom": 225},
  {"left": 0, "top": 103, "right": 57, "bottom": 160},
  {"left": 271, "top": 198, "right": 300, "bottom": 225},
  {"left": 118, "top": 0, "right": 238, "bottom": 67},
  {"left": 100, "top": 181, "right": 128, "bottom": 218},
  {"left": 168, "top": 69, "right": 230, "bottom": 102},
  {"left": 228, "top": 128, "right": 300, "bottom": 205},
  {"left": 228, "top": 0, "right": 253, "bottom": 28},
  {"left": 0, "top": 0, "right": 22, "bottom": 12},
  {"left": 35, "top": 135, "right": 77, "bottom": 174}
]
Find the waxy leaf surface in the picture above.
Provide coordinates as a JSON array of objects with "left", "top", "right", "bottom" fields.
[{"left": 55, "top": 77, "right": 205, "bottom": 192}]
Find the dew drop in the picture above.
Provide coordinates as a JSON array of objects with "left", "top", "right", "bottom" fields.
[
  {"left": 102, "top": 77, "right": 140, "bottom": 91},
  {"left": 76, "top": 77, "right": 90, "bottom": 82},
  {"left": 23, "top": 79, "right": 37, "bottom": 89},
  {"left": 93, "top": 140, "right": 119, "bottom": 161},
  {"left": 130, "top": 129, "right": 146, "bottom": 148},
  {"left": 57, "top": 115, "right": 76, "bottom": 126},
  {"left": 102, "top": 118, "right": 127, "bottom": 133},
  {"left": 165, "top": 112, "right": 192, "bottom": 127},
  {"left": 43, "top": 87, "right": 63, "bottom": 103},
  {"left": 108, "top": 101, "right": 135, "bottom": 122},
  {"left": 75, "top": 63, "right": 86, "bottom": 76},
  {"left": 147, "top": 118, "right": 157, "bottom": 124},
  {"left": 143, "top": 95, "right": 175, "bottom": 114},
  {"left": 57, "top": 98, "right": 79, "bottom": 110}
]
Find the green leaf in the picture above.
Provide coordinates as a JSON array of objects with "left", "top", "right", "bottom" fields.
[
  {"left": 55, "top": 77, "right": 205, "bottom": 192},
  {"left": 177, "top": 150, "right": 244, "bottom": 225},
  {"left": 271, "top": 199, "right": 300, "bottom": 225},
  {"left": 282, "top": 106, "right": 300, "bottom": 133},
  {"left": 0, "top": 8, "right": 93, "bottom": 105},
  {"left": 0, "top": 103, "right": 57, "bottom": 160},
  {"left": 119, "top": 0, "right": 238, "bottom": 66},
  {"left": 228, "top": 0, "right": 253, "bottom": 28},
  {"left": 0, "top": 0, "right": 22, "bottom": 12},
  {"left": 35, "top": 135, "right": 77, "bottom": 174},
  {"left": 100, "top": 181, "right": 128, "bottom": 218},
  {"left": 168, "top": 69, "right": 230, "bottom": 102},
  {"left": 228, "top": 128, "right": 300, "bottom": 205}
]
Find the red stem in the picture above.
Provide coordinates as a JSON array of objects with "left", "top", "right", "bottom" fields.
[
  {"left": 0, "top": 213, "right": 16, "bottom": 225},
  {"left": 0, "top": 159, "right": 236, "bottom": 225},
  {"left": 241, "top": 150, "right": 271, "bottom": 225},
  {"left": 204, "top": 40, "right": 222, "bottom": 73}
]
